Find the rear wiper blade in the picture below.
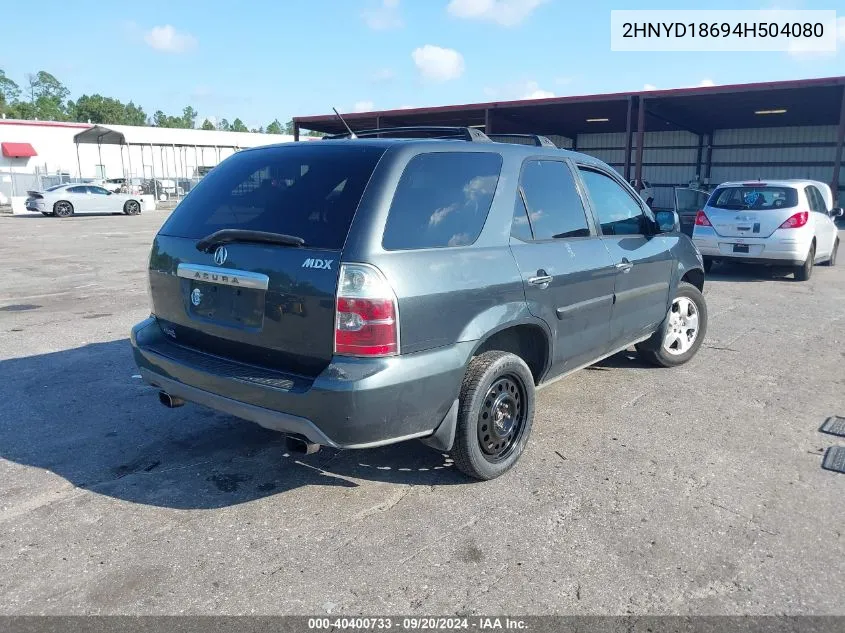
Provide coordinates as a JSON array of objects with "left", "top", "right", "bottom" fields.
[{"left": 196, "top": 229, "right": 306, "bottom": 252}]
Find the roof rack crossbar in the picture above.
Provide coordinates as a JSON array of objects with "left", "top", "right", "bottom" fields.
[
  {"left": 324, "top": 126, "right": 492, "bottom": 142},
  {"left": 486, "top": 134, "right": 557, "bottom": 148}
]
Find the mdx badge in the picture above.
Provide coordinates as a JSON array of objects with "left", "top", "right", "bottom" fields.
[
  {"left": 213, "top": 246, "right": 228, "bottom": 266},
  {"left": 302, "top": 258, "right": 334, "bottom": 270}
]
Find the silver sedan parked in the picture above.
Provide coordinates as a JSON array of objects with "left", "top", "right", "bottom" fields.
[{"left": 25, "top": 184, "right": 143, "bottom": 217}]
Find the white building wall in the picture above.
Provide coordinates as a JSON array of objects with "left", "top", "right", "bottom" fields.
[{"left": 0, "top": 119, "right": 296, "bottom": 191}]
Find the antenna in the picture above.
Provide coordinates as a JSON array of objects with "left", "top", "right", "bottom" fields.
[{"left": 332, "top": 107, "right": 357, "bottom": 139}]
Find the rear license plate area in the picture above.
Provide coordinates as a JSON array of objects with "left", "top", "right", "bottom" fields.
[
  {"left": 188, "top": 281, "right": 264, "bottom": 329},
  {"left": 733, "top": 244, "right": 750, "bottom": 254}
]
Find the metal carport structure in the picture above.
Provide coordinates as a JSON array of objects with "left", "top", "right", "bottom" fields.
[{"left": 294, "top": 76, "right": 845, "bottom": 206}]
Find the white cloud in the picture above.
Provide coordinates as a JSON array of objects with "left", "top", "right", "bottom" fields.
[
  {"left": 521, "top": 81, "right": 555, "bottom": 99},
  {"left": 144, "top": 25, "right": 197, "bottom": 53},
  {"left": 642, "top": 80, "right": 717, "bottom": 91},
  {"left": 698, "top": 79, "right": 716, "bottom": 87},
  {"left": 353, "top": 100, "right": 375, "bottom": 113},
  {"left": 371, "top": 68, "right": 396, "bottom": 83},
  {"left": 447, "top": 0, "right": 547, "bottom": 26},
  {"left": 363, "top": 0, "right": 403, "bottom": 30},
  {"left": 485, "top": 80, "right": 555, "bottom": 100},
  {"left": 397, "top": 104, "right": 417, "bottom": 109},
  {"left": 412, "top": 45, "right": 465, "bottom": 81},
  {"left": 643, "top": 83, "right": 658, "bottom": 91}
]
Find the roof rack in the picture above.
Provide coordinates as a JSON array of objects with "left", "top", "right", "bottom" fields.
[
  {"left": 486, "top": 134, "right": 557, "bottom": 148},
  {"left": 324, "top": 126, "right": 492, "bottom": 142}
]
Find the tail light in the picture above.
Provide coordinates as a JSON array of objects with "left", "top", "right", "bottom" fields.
[
  {"left": 694, "top": 210, "right": 711, "bottom": 226},
  {"left": 779, "top": 211, "right": 808, "bottom": 229},
  {"left": 335, "top": 263, "right": 399, "bottom": 357}
]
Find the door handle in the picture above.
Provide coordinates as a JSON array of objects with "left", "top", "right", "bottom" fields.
[
  {"left": 615, "top": 259, "right": 633, "bottom": 273},
  {"left": 528, "top": 274, "right": 553, "bottom": 287}
]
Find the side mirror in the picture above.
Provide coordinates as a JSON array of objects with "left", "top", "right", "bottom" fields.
[
  {"left": 655, "top": 210, "right": 680, "bottom": 234},
  {"left": 830, "top": 207, "right": 844, "bottom": 218}
]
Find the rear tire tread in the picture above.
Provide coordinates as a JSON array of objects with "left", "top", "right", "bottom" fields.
[{"left": 450, "top": 350, "right": 535, "bottom": 481}]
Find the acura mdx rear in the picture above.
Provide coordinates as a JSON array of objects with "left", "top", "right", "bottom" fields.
[{"left": 130, "top": 141, "right": 474, "bottom": 452}]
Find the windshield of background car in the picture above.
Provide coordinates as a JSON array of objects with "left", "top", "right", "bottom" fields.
[
  {"left": 708, "top": 186, "right": 798, "bottom": 211},
  {"left": 159, "top": 144, "right": 386, "bottom": 250}
]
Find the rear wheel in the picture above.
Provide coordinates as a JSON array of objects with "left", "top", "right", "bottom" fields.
[
  {"left": 822, "top": 239, "right": 838, "bottom": 267},
  {"left": 450, "top": 351, "right": 535, "bottom": 481},
  {"left": 636, "top": 282, "right": 707, "bottom": 368},
  {"left": 123, "top": 200, "right": 141, "bottom": 215},
  {"left": 53, "top": 201, "right": 73, "bottom": 218},
  {"left": 794, "top": 244, "right": 815, "bottom": 281}
]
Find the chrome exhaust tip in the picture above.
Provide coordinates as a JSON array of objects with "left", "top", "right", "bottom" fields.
[{"left": 158, "top": 391, "right": 185, "bottom": 408}]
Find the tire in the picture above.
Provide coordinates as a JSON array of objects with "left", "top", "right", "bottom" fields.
[
  {"left": 703, "top": 257, "right": 714, "bottom": 274},
  {"left": 450, "top": 351, "right": 535, "bottom": 481},
  {"left": 636, "top": 282, "right": 708, "bottom": 368},
  {"left": 123, "top": 200, "right": 141, "bottom": 215},
  {"left": 822, "top": 239, "right": 838, "bottom": 267},
  {"left": 53, "top": 200, "right": 73, "bottom": 218},
  {"left": 794, "top": 243, "right": 815, "bottom": 281}
]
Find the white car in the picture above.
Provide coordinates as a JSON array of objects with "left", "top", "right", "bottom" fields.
[
  {"left": 25, "top": 183, "right": 143, "bottom": 218},
  {"left": 692, "top": 179, "right": 842, "bottom": 280}
]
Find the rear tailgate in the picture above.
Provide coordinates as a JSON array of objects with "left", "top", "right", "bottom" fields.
[
  {"left": 148, "top": 143, "right": 386, "bottom": 377},
  {"left": 703, "top": 185, "right": 799, "bottom": 239},
  {"left": 150, "top": 237, "right": 341, "bottom": 376}
]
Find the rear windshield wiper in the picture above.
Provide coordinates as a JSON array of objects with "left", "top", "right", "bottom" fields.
[{"left": 196, "top": 229, "right": 306, "bottom": 252}]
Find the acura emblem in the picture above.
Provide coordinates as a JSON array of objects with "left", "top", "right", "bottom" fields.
[
  {"left": 190, "top": 288, "right": 203, "bottom": 306},
  {"left": 213, "top": 246, "right": 228, "bottom": 266}
]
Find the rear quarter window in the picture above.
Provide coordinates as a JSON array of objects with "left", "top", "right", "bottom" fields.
[
  {"left": 708, "top": 186, "right": 798, "bottom": 211},
  {"left": 382, "top": 152, "right": 503, "bottom": 250},
  {"left": 159, "top": 145, "right": 386, "bottom": 250}
]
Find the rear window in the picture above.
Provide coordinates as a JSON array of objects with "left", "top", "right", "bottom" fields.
[
  {"left": 159, "top": 145, "right": 386, "bottom": 249},
  {"left": 708, "top": 186, "right": 798, "bottom": 211},
  {"left": 382, "top": 152, "right": 503, "bottom": 250}
]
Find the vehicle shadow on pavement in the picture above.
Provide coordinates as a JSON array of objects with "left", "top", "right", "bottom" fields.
[
  {"left": 0, "top": 340, "right": 466, "bottom": 511},
  {"left": 706, "top": 263, "right": 795, "bottom": 283}
]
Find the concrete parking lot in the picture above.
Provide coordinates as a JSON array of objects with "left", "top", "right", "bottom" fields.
[{"left": 0, "top": 212, "right": 843, "bottom": 615}]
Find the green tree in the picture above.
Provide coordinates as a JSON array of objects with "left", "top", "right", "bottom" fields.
[
  {"left": 266, "top": 119, "right": 283, "bottom": 134},
  {"left": 217, "top": 118, "right": 231, "bottom": 131},
  {"left": 284, "top": 119, "right": 295, "bottom": 135},
  {"left": 307, "top": 129, "right": 325, "bottom": 137},
  {"left": 201, "top": 118, "right": 216, "bottom": 130},
  {"left": 123, "top": 101, "right": 148, "bottom": 126},
  {"left": 230, "top": 118, "right": 248, "bottom": 132},
  {"left": 71, "top": 94, "right": 127, "bottom": 124},
  {"left": 26, "top": 71, "right": 70, "bottom": 120},
  {"left": 181, "top": 105, "right": 198, "bottom": 129},
  {"left": 250, "top": 126, "right": 264, "bottom": 133},
  {"left": 0, "top": 69, "right": 21, "bottom": 112}
]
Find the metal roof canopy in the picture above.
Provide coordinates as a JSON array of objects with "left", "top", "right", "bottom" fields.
[{"left": 294, "top": 76, "right": 845, "bottom": 138}]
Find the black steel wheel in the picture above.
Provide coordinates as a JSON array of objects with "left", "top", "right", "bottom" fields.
[
  {"left": 477, "top": 375, "right": 528, "bottom": 463},
  {"left": 450, "top": 350, "right": 535, "bottom": 480}
]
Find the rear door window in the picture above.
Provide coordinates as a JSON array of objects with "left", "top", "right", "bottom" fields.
[
  {"left": 805, "top": 186, "right": 825, "bottom": 213},
  {"left": 382, "top": 152, "right": 502, "bottom": 250},
  {"left": 708, "top": 186, "right": 798, "bottom": 211},
  {"left": 518, "top": 160, "right": 591, "bottom": 240},
  {"left": 159, "top": 144, "right": 386, "bottom": 250}
]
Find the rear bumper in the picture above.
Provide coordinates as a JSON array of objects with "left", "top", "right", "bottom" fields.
[
  {"left": 130, "top": 317, "right": 470, "bottom": 449},
  {"left": 693, "top": 227, "right": 811, "bottom": 265}
]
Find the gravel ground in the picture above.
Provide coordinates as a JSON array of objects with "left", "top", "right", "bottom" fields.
[{"left": 0, "top": 212, "right": 843, "bottom": 615}]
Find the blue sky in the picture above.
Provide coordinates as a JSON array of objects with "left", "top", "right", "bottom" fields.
[{"left": 1, "top": 0, "right": 843, "bottom": 129}]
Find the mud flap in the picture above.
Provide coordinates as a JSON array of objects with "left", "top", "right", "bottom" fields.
[{"left": 420, "top": 399, "right": 459, "bottom": 452}]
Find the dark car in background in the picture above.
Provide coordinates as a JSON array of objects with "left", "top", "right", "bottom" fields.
[{"left": 131, "top": 127, "right": 707, "bottom": 480}]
